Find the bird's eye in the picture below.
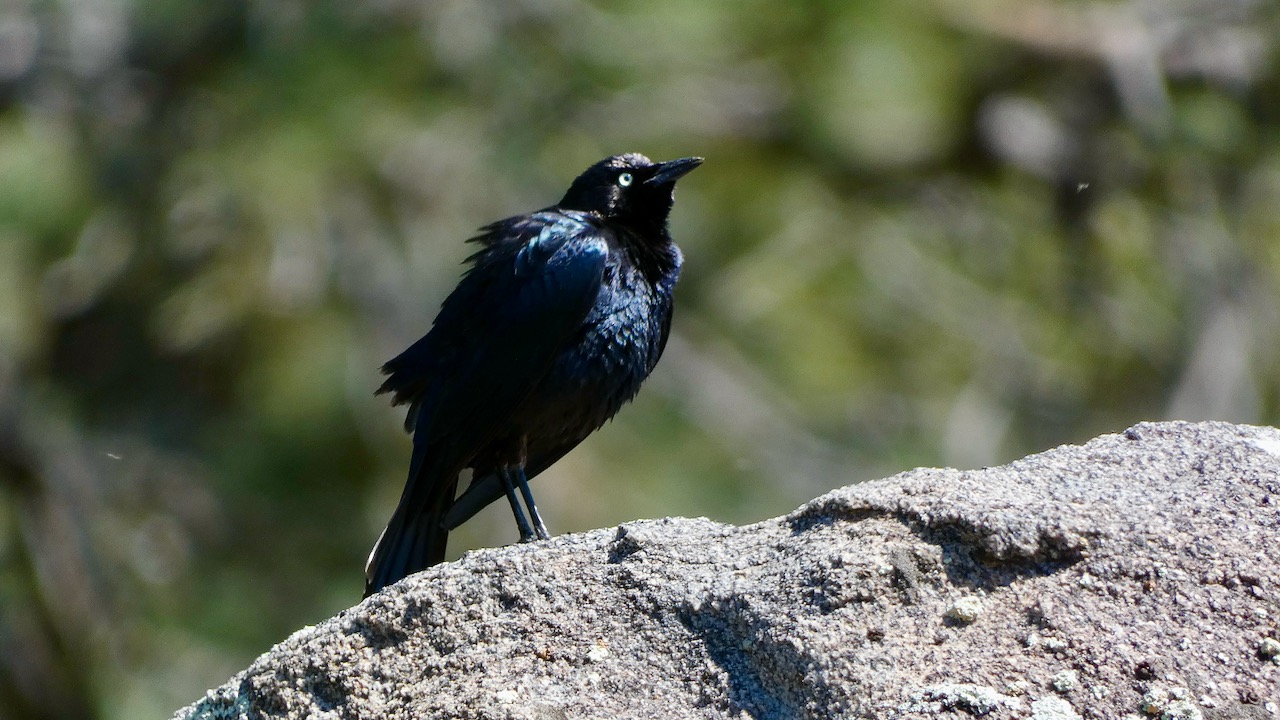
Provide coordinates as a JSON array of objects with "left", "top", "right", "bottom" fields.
[{"left": 617, "top": 172, "right": 633, "bottom": 187}]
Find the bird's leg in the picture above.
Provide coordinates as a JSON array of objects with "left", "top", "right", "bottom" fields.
[
  {"left": 500, "top": 466, "right": 537, "bottom": 543},
  {"left": 513, "top": 466, "right": 551, "bottom": 540}
]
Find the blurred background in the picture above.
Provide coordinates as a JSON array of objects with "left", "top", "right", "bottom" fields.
[{"left": 0, "top": 0, "right": 1277, "bottom": 717}]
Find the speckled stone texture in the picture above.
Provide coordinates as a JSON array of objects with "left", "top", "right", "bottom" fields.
[{"left": 174, "top": 421, "right": 1280, "bottom": 719}]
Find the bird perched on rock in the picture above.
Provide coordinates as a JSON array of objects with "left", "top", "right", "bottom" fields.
[{"left": 365, "top": 153, "right": 702, "bottom": 596}]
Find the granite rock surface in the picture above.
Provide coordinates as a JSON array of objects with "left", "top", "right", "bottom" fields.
[{"left": 174, "top": 421, "right": 1280, "bottom": 719}]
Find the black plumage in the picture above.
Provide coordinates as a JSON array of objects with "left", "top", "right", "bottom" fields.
[{"left": 365, "top": 153, "right": 702, "bottom": 596}]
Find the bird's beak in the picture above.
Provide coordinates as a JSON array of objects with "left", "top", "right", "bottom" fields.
[{"left": 645, "top": 156, "right": 704, "bottom": 185}]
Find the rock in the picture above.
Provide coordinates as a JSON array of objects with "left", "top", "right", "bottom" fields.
[
  {"left": 1030, "top": 696, "right": 1082, "bottom": 720},
  {"left": 173, "top": 421, "right": 1280, "bottom": 719}
]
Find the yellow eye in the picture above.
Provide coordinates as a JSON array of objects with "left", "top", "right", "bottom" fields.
[{"left": 618, "top": 172, "right": 633, "bottom": 187}]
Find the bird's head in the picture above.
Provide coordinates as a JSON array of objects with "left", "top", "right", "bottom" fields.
[{"left": 557, "top": 153, "right": 702, "bottom": 233}]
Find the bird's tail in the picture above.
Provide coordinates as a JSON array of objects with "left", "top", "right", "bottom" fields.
[{"left": 363, "top": 460, "right": 458, "bottom": 598}]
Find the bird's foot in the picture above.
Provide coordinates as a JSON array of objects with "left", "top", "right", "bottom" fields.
[
  {"left": 500, "top": 467, "right": 538, "bottom": 542},
  {"left": 531, "top": 516, "right": 551, "bottom": 541},
  {"left": 513, "top": 466, "right": 552, "bottom": 541}
]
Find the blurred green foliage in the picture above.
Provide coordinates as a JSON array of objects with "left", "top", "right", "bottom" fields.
[{"left": 0, "top": 0, "right": 1277, "bottom": 717}]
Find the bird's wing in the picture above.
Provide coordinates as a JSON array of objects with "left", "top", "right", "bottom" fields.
[
  {"left": 380, "top": 209, "right": 609, "bottom": 503},
  {"left": 431, "top": 213, "right": 608, "bottom": 441},
  {"left": 378, "top": 210, "right": 608, "bottom": 432}
]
